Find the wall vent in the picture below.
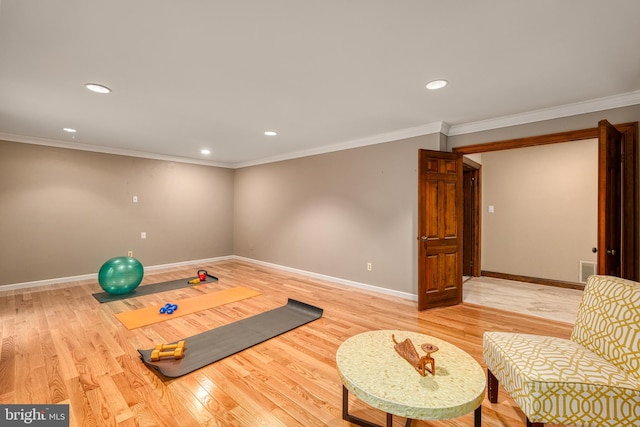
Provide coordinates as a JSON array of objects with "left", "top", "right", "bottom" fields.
[{"left": 579, "top": 261, "right": 597, "bottom": 283}]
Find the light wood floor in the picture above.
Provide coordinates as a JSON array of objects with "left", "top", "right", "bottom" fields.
[
  {"left": 463, "top": 276, "right": 584, "bottom": 324},
  {"left": 0, "top": 259, "right": 574, "bottom": 427}
]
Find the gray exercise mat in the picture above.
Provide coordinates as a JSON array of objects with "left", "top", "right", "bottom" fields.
[
  {"left": 138, "top": 298, "right": 323, "bottom": 378},
  {"left": 92, "top": 275, "right": 218, "bottom": 303}
]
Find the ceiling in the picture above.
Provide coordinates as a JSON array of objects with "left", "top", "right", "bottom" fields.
[{"left": 1, "top": 1, "right": 639, "bottom": 168}]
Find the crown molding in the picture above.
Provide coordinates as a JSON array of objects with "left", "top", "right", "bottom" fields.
[
  {"left": 0, "top": 132, "right": 234, "bottom": 169},
  {"left": 3, "top": 91, "right": 639, "bottom": 168},
  {"left": 239, "top": 90, "right": 640, "bottom": 166},
  {"left": 232, "top": 121, "right": 447, "bottom": 168},
  {"left": 447, "top": 90, "right": 640, "bottom": 136}
]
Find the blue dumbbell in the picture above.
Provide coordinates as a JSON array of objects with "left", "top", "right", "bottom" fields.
[{"left": 159, "top": 303, "right": 175, "bottom": 314}]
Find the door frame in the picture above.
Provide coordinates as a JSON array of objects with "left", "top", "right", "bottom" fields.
[
  {"left": 462, "top": 158, "right": 481, "bottom": 277},
  {"left": 452, "top": 122, "right": 639, "bottom": 282}
]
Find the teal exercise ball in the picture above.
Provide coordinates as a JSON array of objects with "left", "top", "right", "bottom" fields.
[{"left": 98, "top": 256, "right": 144, "bottom": 295}]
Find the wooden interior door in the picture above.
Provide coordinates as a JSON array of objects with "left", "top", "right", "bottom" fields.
[
  {"left": 598, "top": 119, "right": 622, "bottom": 277},
  {"left": 618, "top": 122, "right": 639, "bottom": 281},
  {"left": 418, "top": 149, "right": 463, "bottom": 310}
]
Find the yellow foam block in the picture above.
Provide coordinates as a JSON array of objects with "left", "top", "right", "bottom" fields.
[{"left": 115, "top": 286, "right": 261, "bottom": 330}]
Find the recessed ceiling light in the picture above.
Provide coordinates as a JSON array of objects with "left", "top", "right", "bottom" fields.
[
  {"left": 63, "top": 127, "right": 77, "bottom": 133},
  {"left": 85, "top": 83, "right": 112, "bottom": 94},
  {"left": 264, "top": 131, "right": 277, "bottom": 136},
  {"left": 201, "top": 149, "right": 211, "bottom": 155},
  {"left": 426, "top": 79, "right": 448, "bottom": 90}
]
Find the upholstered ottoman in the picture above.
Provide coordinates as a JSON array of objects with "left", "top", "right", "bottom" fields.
[{"left": 483, "top": 275, "right": 640, "bottom": 427}]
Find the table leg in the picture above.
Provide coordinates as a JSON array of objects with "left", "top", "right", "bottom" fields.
[
  {"left": 474, "top": 405, "right": 482, "bottom": 427},
  {"left": 342, "top": 385, "right": 393, "bottom": 427}
]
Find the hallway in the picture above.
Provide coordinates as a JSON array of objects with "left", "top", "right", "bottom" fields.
[{"left": 463, "top": 276, "right": 584, "bottom": 324}]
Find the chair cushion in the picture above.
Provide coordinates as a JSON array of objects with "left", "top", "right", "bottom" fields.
[
  {"left": 571, "top": 275, "right": 640, "bottom": 380},
  {"left": 483, "top": 331, "right": 640, "bottom": 426}
]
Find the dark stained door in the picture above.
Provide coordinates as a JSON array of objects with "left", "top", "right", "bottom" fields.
[
  {"left": 418, "top": 149, "right": 463, "bottom": 310},
  {"left": 598, "top": 119, "right": 622, "bottom": 277}
]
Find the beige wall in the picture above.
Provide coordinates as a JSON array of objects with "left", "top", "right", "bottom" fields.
[
  {"left": 1, "top": 104, "right": 637, "bottom": 291},
  {"left": 233, "top": 105, "right": 638, "bottom": 294},
  {"left": 0, "top": 140, "right": 235, "bottom": 286},
  {"left": 481, "top": 139, "right": 598, "bottom": 282},
  {"left": 233, "top": 134, "right": 440, "bottom": 294}
]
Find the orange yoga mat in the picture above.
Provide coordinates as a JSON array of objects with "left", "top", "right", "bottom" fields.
[{"left": 115, "top": 286, "right": 261, "bottom": 330}]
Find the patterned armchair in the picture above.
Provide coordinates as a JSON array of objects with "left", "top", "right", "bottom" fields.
[{"left": 483, "top": 275, "right": 640, "bottom": 427}]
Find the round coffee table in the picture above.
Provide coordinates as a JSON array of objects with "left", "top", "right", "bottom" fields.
[{"left": 336, "top": 330, "right": 486, "bottom": 427}]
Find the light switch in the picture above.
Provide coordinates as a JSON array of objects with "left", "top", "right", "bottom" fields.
[
  {"left": 488, "top": 205, "right": 495, "bottom": 213},
  {"left": 133, "top": 195, "right": 138, "bottom": 203},
  {"left": 141, "top": 232, "right": 146, "bottom": 239}
]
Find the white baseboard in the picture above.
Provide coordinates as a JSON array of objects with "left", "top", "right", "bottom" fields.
[
  {"left": 144, "top": 255, "right": 235, "bottom": 273},
  {"left": 232, "top": 256, "right": 418, "bottom": 301},
  {"left": 0, "top": 255, "right": 234, "bottom": 292},
  {"left": 1, "top": 272, "right": 100, "bottom": 292},
  {"left": 0, "top": 255, "right": 417, "bottom": 303}
]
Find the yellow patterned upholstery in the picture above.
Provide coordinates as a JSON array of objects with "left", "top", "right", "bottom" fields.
[
  {"left": 483, "top": 275, "right": 640, "bottom": 426},
  {"left": 571, "top": 275, "right": 640, "bottom": 380}
]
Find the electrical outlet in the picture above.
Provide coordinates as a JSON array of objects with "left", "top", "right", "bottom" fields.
[
  {"left": 127, "top": 250, "right": 133, "bottom": 257},
  {"left": 367, "top": 262, "right": 372, "bottom": 271}
]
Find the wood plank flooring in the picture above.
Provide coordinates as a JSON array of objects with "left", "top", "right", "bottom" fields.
[
  {"left": 0, "top": 259, "right": 574, "bottom": 426},
  {"left": 463, "top": 276, "right": 584, "bottom": 324}
]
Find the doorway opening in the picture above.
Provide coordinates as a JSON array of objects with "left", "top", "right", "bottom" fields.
[
  {"left": 463, "top": 157, "right": 481, "bottom": 278},
  {"left": 452, "top": 121, "right": 639, "bottom": 286}
]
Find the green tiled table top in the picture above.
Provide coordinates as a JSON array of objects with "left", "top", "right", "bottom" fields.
[{"left": 336, "top": 330, "right": 486, "bottom": 421}]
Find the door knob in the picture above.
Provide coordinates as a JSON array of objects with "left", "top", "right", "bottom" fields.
[
  {"left": 606, "top": 249, "right": 617, "bottom": 255},
  {"left": 591, "top": 247, "right": 598, "bottom": 253},
  {"left": 420, "top": 236, "right": 427, "bottom": 242}
]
